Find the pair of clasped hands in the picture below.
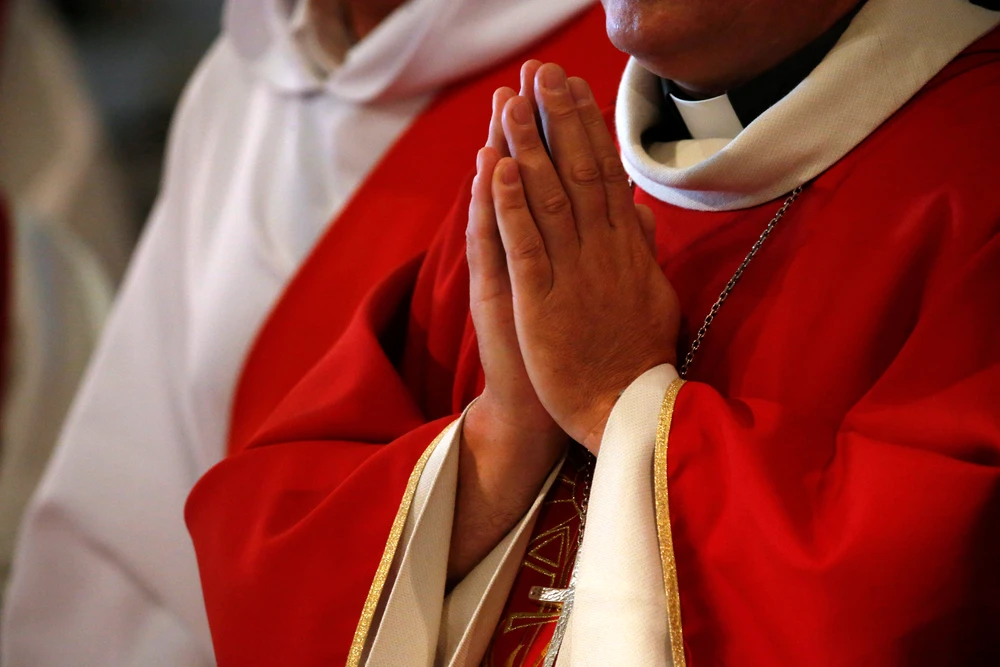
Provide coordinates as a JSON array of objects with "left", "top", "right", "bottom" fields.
[
  {"left": 451, "top": 60, "right": 683, "bottom": 580},
  {"left": 464, "top": 60, "right": 682, "bottom": 463}
]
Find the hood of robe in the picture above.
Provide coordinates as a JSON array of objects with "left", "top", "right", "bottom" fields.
[{"left": 222, "top": 0, "right": 596, "bottom": 102}]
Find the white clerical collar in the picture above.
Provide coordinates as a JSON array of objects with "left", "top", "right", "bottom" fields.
[
  {"left": 617, "top": 0, "right": 1000, "bottom": 211},
  {"left": 669, "top": 94, "right": 743, "bottom": 140},
  {"left": 660, "top": 2, "right": 864, "bottom": 143}
]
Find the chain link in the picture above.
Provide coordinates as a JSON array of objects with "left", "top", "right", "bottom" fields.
[{"left": 678, "top": 185, "right": 806, "bottom": 378}]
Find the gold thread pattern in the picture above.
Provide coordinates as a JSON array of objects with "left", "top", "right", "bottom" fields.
[
  {"left": 655, "top": 378, "right": 687, "bottom": 667},
  {"left": 345, "top": 422, "right": 455, "bottom": 666},
  {"left": 480, "top": 448, "right": 592, "bottom": 666}
]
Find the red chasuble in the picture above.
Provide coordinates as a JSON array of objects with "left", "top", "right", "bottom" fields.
[
  {"left": 225, "top": 7, "right": 624, "bottom": 456},
  {"left": 187, "top": 26, "right": 1000, "bottom": 667},
  {"left": 186, "top": 6, "right": 628, "bottom": 666},
  {"left": 478, "top": 445, "right": 592, "bottom": 667}
]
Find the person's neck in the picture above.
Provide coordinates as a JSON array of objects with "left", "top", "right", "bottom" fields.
[
  {"left": 668, "top": 0, "right": 864, "bottom": 100},
  {"left": 641, "top": 0, "right": 866, "bottom": 145},
  {"left": 338, "top": 0, "right": 408, "bottom": 40}
]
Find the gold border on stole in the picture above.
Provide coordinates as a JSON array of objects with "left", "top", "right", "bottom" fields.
[
  {"left": 346, "top": 422, "right": 454, "bottom": 666},
  {"left": 655, "top": 378, "right": 688, "bottom": 667}
]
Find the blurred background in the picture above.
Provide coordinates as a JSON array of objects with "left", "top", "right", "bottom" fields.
[
  {"left": 51, "top": 0, "right": 224, "bottom": 226},
  {"left": 0, "top": 0, "right": 223, "bottom": 583}
]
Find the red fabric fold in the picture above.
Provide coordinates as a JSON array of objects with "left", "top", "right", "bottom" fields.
[
  {"left": 186, "top": 8, "right": 628, "bottom": 665},
  {"left": 226, "top": 6, "right": 626, "bottom": 456},
  {"left": 187, "top": 17, "right": 1000, "bottom": 667},
  {"left": 644, "top": 30, "right": 1000, "bottom": 665}
]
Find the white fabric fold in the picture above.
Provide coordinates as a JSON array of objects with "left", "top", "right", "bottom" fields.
[
  {"left": 618, "top": 0, "right": 1000, "bottom": 211},
  {"left": 225, "top": 0, "right": 594, "bottom": 100},
  {"left": 364, "top": 411, "right": 561, "bottom": 666},
  {"left": 2, "top": 2, "right": 593, "bottom": 665},
  {"left": 557, "top": 364, "right": 679, "bottom": 666},
  {"left": 365, "top": 365, "right": 682, "bottom": 666},
  {"left": 0, "top": 208, "right": 112, "bottom": 584}
]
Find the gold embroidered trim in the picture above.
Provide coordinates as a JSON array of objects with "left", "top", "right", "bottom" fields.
[
  {"left": 654, "top": 378, "right": 687, "bottom": 667},
  {"left": 345, "top": 422, "right": 454, "bottom": 666}
]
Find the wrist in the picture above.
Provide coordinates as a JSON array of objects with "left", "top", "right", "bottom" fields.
[
  {"left": 449, "top": 395, "right": 567, "bottom": 582},
  {"left": 578, "top": 392, "right": 619, "bottom": 455},
  {"left": 576, "top": 357, "right": 677, "bottom": 454},
  {"left": 464, "top": 393, "right": 568, "bottom": 478}
]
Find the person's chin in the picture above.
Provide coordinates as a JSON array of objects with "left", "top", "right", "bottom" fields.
[{"left": 602, "top": 1, "right": 697, "bottom": 62}]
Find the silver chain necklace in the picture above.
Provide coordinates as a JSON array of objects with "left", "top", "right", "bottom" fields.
[{"left": 679, "top": 184, "right": 806, "bottom": 377}]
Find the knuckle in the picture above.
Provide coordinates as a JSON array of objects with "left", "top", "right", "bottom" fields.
[
  {"left": 538, "top": 189, "right": 572, "bottom": 217},
  {"left": 600, "top": 155, "right": 630, "bottom": 183},
  {"left": 580, "top": 106, "right": 606, "bottom": 129},
  {"left": 466, "top": 222, "right": 485, "bottom": 246},
  {"left": 511, "top": 127, "right": 545, "bottom": 152},
  {"left": 546, "top": 103, "right": 578, "bottom": 124},
  {"left": 569, "top": 157, "right": 602, "bottom": 186},
  {"left": 497, "top": 189, "right": 529, "bottom": 212},
  {"left": 507, "top": 235, "right": 546, "bottom": 262}
]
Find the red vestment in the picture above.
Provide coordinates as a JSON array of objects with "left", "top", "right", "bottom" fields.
[
  {"left": 187, "top": 26, "right": 1000, "bottom": 667},
  {"left": 186, "top": 6, "right": 628, "bottom": 666},
  {"left": 226, "top": 6, "right": 624, "bottom": 456}
]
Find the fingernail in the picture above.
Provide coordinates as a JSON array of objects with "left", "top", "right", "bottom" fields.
[
  {"left": 500, "top": 161, "right": 519, "bottom": 185},
  {"left": 541, "top": 66, "right": 567, "bottom": 92},
  {"left": 476, "top": 148, "right": 487, "bottom": 173},
  {"left": 568, "top": 78, "right": 592, "bottom": 105},
  {"left": 511, "top": 99, "right": 533, "bottom": 125}
]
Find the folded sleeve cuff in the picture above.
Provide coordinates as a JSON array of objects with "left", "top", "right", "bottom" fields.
[
  {"left": 559, "top": 364, "right": 686, "bottom": 667},
  {"left": 358, "top": 403, "right": 561, "bottom": 666}
]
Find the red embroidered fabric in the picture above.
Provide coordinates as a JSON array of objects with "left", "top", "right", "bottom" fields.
[{"left": 480, "top": 445, "right": 593, "bottom": 667}]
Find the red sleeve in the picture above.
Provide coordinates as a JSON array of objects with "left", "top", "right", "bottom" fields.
[
  {"left": 667, "top": 233, "right": 1000, "bottom": 665},
  {"left": 185, "top": 183, "right": 484, "bottom": 667}
]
